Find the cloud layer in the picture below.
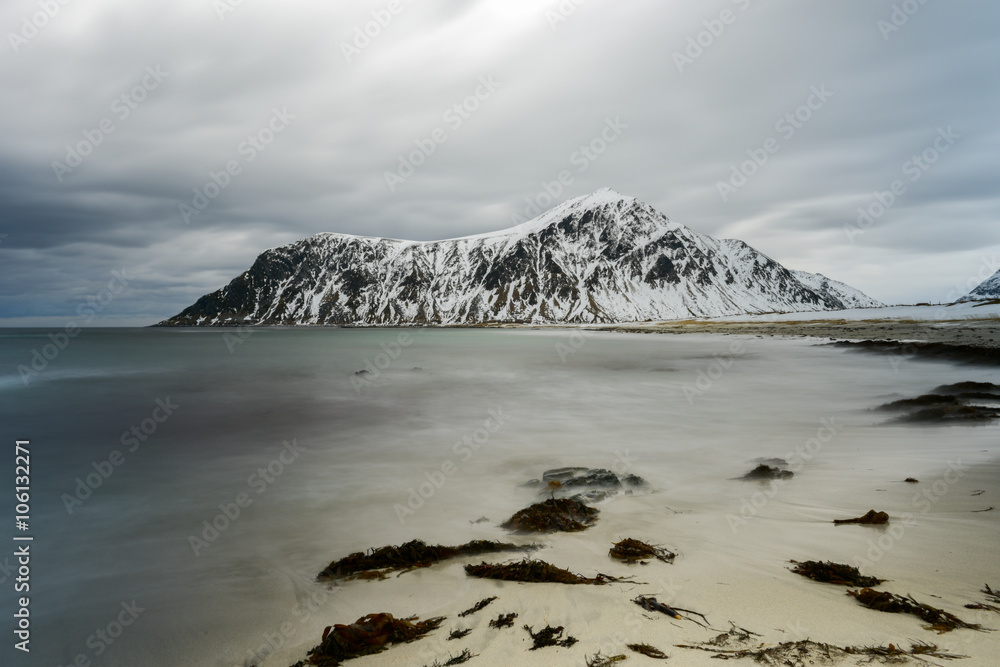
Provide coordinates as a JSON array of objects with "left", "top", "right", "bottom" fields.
[{"left": 2, "top": 0, "right": 998, "bottom": 325}]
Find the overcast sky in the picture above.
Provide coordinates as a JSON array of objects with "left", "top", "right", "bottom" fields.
[{"left": 1, "top": 1, "right": 998, "bottom": 326}]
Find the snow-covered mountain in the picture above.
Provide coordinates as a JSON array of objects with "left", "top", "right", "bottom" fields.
[
  {"left": 959, "top": 269, "right": 1000, "bottom": 302},
  {"left": 158, "top": 189, "right": 882, "bottom": 326}
]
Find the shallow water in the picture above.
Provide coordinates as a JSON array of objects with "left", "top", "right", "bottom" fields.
[{"left": 0, "top": 327, "right": 997, "bottom": 666}]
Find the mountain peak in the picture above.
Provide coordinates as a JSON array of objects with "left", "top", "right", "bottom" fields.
[
  {"left": 159, "top": 192, "right": 882, "bottom": 326},
  {"left": 959, "top": 268, "right": 1000, "bottom": 302}
]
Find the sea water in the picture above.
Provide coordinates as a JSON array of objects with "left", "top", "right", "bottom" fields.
[{"left": 0, "top": 327, "right": 997, "bottom": 666}]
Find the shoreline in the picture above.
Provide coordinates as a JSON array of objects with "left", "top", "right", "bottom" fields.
[{"left": 597, "top": 318, "right": 1000, "bottom": 350}]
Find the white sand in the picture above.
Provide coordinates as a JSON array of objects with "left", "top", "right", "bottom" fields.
[{"left": 266, "top": 458, "right": 999, "bottom": 667}]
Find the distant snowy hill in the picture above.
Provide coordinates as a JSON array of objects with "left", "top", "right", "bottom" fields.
[
  {"left": 787, "top": 269, "right": 883, "bottom": 310},
  {"left": 959, "top": 269, "right": 1000, "bottom": 302},
  {"left": 158, "top": 189, "right": 883, "bottom": 326}
]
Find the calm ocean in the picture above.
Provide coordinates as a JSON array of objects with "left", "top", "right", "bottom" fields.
[{"left": 0, "top": 327, "right": 996, "bottom": 666}]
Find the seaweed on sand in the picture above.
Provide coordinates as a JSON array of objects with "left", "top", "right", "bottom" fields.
[
  {"left": 447, "top": 628, "right": 471, "bottom": 640},
  {"left": 678, "top": 635, "right": 968, "bottom": 663},
  {"left": 964, "top": 583, "right": 1000, "bottom": 614},
  {"left": 632, "top": 596, "right": 710, "bottom": 627},
  {"left": 318, "top": 540, "right": 538, "bottom": 580},
  {"left": 844, "top": 641, "right": 968, "bottom": 661},
  {"left": 465, "top": 558, "right": 629, "bottom": 585},
  {"left": 457, "top": 596, "right": 497, "bottom": 617},
  {"left": 790, "top": 560, "right": 885, "bottom": 587},
  {"left": 523, "top": 624, "right": 578, "bottom": 650},
  {"left": 586, "top": 652, "right": 627, "bottom": 666},
  {"left": 847, "top": 588, "right": 984, "bottom": 633},
  {"left": 489, "top": 613, "right": 518, "bottom": 629},
  {"left": 500, "top": 498, "right": 599, "bottom": 533},
  {"left": 298, "top": 613, "right": 444, "bottom": 666},
  {"left": 420, "top": 649, "right": 478, "bottom": 666},
  {"left": 609, "top": 538, "right": 675, "bottom": 565},
  {"left": 626, "top": 643, "right": 668, "bottom": 659},
  {"left": 833, "top": 509, "right": 889, "bottom": 525}
]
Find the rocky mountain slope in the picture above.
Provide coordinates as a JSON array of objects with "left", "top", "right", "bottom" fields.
[{"left": 158, "top": 189, "right": 882, "bottom": 326}]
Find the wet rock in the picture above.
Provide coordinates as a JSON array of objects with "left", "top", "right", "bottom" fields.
[
  {"left": 876, "top": 387, "right": 1000, "bottom": 424},
  {"left": 739, "top": 464, "right": 793, "bottom": 480},
  {"left": 542, "top": 467, "right": 589, "bottom": 483},
  {"left": 530, "top": 467, "right": 650, "bottom": 502},
  {"left": 834, "top": 509, "right": 889, "bottom": 525},
  {"left": 934, "top": 381, "right": 1000, "bottom": 395}
]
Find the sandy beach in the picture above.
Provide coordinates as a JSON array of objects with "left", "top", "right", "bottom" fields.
[{"left": 263, "top": 310, "right": 1000, "bottom": 667}]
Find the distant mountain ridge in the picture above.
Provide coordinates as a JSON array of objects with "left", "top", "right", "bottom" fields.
[{"left": 158, "top": 189, "right": 882, "bottom": 326}]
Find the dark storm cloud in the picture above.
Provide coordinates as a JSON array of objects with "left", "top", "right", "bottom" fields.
[{"left": 1, "top": 0, "right": 998, "bottom": 325}]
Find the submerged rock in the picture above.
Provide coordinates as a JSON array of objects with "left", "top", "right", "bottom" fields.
[{"left": 529, "top": 467, "right": 650, "bottom": 502}]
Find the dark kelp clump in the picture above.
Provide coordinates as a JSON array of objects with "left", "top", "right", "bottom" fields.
[
  {"left": 740, "top": 463, "right": 793, "bottom": 480},
  {"left": 318, "top": 540, "right": 538, "bottom": 580},
  {"left": 457, "top": 596, "right": 497, "bottom": 618},
  {"left": 609, "top": 538, "right": 675, "bottom": 564},
  {"left": 489, "top": 612, "right": 517, "bottom": 629},
  {"left": 627, "top": 643, "right": 668, "bottom": 659},
  {"left": 500, "top": 498, "right": 599, "bottom": 533},
  {"left": 790, "top": 560, "right": 885, "bottom": 587},
  {"left": 296, "top": 613, "right": 444, "bottom": 666},
  {"left": 465, "top": 558, "right": 626, "bottom": 585},
  {"left": 523, "top": 624, "right": 578, "bottom": 650},
  {"left": 834, "top": 509, "right": 889, "bottom": 525},
  {"left": 847, "top": 588, "right": 983, "bottom": 633}
]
